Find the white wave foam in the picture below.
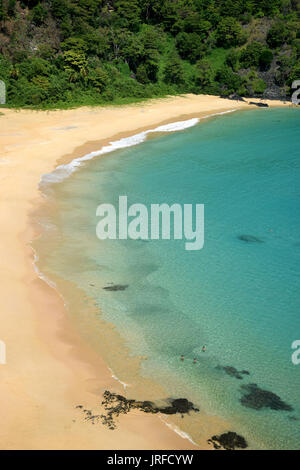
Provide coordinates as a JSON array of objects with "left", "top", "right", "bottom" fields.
[
  {"left": 31, "top": 246, "right": 57, "bottom": 289},
  {"left": 202, "top": 109, "right": 236, "bottom": 117},
  {"left": 152, "top": 117, "right": 199, "bottom": 133},
  {"left": 108, "top": 367, "right": 129, "bottom": 390},
  {"left": 40, "top": 110, "right": 236, "bottom": 186},
  {"left": 159, "top": 416, "right": 199, "bottom": 446},
  {"left": 40, "top": 117, "right": 203, "bottom": 186}
]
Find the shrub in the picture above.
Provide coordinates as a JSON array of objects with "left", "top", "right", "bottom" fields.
[
  {"left": 259, "top": 50, "right": 273, "bottom": 70},
  {"left": 267, "top": 22, "right": 289, "bottom": 48},
  {"left": 216, "top": 65, "right": 245, "bottom": 93},
  {"left": 226, "top": 49, "right": 240, "bottom": 71},
  {"left": 176, "top": 32, "right": 206, "bottom": 63},
  {"left": 216, "top": 17, "right": 248, "bottom": 48},
  {"left": 195, "top": 59, "right": 215, "bottom": 89},
  {"left": 163, "top": 53, "right": 185, "bottom": 85},
  {"left": 240, "top": 42, "right": 265, "bottom": 68},
  {"left": 30, "top": 2, "right": 48, "bottom": 26}
]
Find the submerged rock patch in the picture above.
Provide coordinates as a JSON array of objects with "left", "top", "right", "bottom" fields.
[
  {"left": 288, "top": 415, "right": 298, "bottom": 421},
  {"left": 103, "top": 284, "right": 129, "bottom": 291},
  {"left": 240, "top": 383, "right": 293, "bottom": 411},
  {"left": 208, "top": 431, "right": 248, "bottom": 450},
  {"left": 238, "top": 234, "right": 264, "bottom": 243},
  {"left": 76, "top": 391, "right": 199, "bottom": 430},
  {"left": 216, "top": 365, "right": 250, "bottom": 380}
]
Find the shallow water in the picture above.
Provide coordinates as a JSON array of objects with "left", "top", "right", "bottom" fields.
[{"left": 36, "top": 108, "right": 300, "bottom": 449}]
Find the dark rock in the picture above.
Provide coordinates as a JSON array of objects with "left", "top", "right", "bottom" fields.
[
  {"left": 249, "top": 101, "right": 269, "bottom": 107},
  {"left": 222, "top": 93, "right": 246, "bottom": 102},
  {"left": 216, "top": 365, "right": 250, "bottom": 380},
  {"left": 240, "top": 383, "right": 293, "bottom": 411},
  {"left": 238, "top": 234, "right": 264, "bottom": 243},
  {"left": 159, "top": 398, "right": 199, "bottom": 415},
  {"left": 260, "top": 67, "right": 288, "bottom": 101},
  {"left": 103, "top": 284, "right": 129, "bottom": 291},
  {"left": 77, "top": 391, "right": 199, "bottom": 430},
  {"left": 208, "top": 431, "right": 248, "bottom": 450}
]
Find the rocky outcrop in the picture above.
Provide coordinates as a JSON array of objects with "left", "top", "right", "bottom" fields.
[
  {"left": 208, "top": 431, "right": 248, "bottom": 450},
  {"left": 249, "top": 101, "right": 269, "bottom": 107},
  {"left": 240, "top": 383, "right": 293, "bottom": 411},
  {"left": 76, "top": 391, "right": 199, "bottom": 430}
]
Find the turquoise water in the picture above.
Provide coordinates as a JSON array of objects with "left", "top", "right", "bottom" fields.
[{"left": 38, "top": 108, "right": 300, "bottom": 449}]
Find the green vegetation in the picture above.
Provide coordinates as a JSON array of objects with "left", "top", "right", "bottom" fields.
[{"left": 0, "top": 0, "right": 299, "bottom": 108}]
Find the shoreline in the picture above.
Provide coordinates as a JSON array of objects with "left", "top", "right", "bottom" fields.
[{"left": 0, "top": 94, "right": 291, "bottom": 449}]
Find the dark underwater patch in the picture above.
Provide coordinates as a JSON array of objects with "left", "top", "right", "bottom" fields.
[
  {"left": 103, "top": 284, "right": 129, "bottom": 291},
  {"left": 288, "top": 415, "right": 298, "bottom": 421},
  {"left": 239, "top": 383, "right": 293, "bottom": 411},
  {"left": 216, "top": 365, "right": 250, "bottom": 380},
  {"left": 238, "top": 234, "right": 264, "bottom": 243}
]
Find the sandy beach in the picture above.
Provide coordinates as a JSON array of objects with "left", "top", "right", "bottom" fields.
[{"left": 0, "top": 94, "right": 290, "bottom": 450}]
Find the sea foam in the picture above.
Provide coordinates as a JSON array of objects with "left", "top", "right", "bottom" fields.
[{"left": 40, "top": 113, "right": 236, "bottom": 187}]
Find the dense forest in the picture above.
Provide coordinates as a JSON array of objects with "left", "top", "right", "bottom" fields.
[{"left": 0, "top": 0, "right": 300, "bottom": 107}]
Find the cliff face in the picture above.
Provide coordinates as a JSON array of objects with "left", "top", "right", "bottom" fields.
[{"left": 0, "top": 1, "right": 299, "bottom": 107}]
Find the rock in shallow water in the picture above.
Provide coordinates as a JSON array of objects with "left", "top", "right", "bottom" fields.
[
  {"left": 159, "top": 398, "right": 199, "bottom": 415},
  {"left": 216, "top": 365, "right": 250, "bottom": 380},
  {"left": 208, "top": 431, "right": 248, "bottom": 450},
  {"left": 240, "top": 383, "right": 293, "bottom": 411},
  {"left": 103, "top": 284, "right": 129, "bottom": 291},
  {"left": 77, "top": 391, "right": 199, "bottom": 430},
  {"left": 238, "top": 234, "right": 264, "bottom": 243}
]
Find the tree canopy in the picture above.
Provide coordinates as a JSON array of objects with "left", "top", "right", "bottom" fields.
[{"left": 0, "top": 0, "right": 298, "bottom": 107}]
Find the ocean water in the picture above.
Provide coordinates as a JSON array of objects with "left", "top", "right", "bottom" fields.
[{"left": 36, "top": 108, "right": 300, "bottom": 449}]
